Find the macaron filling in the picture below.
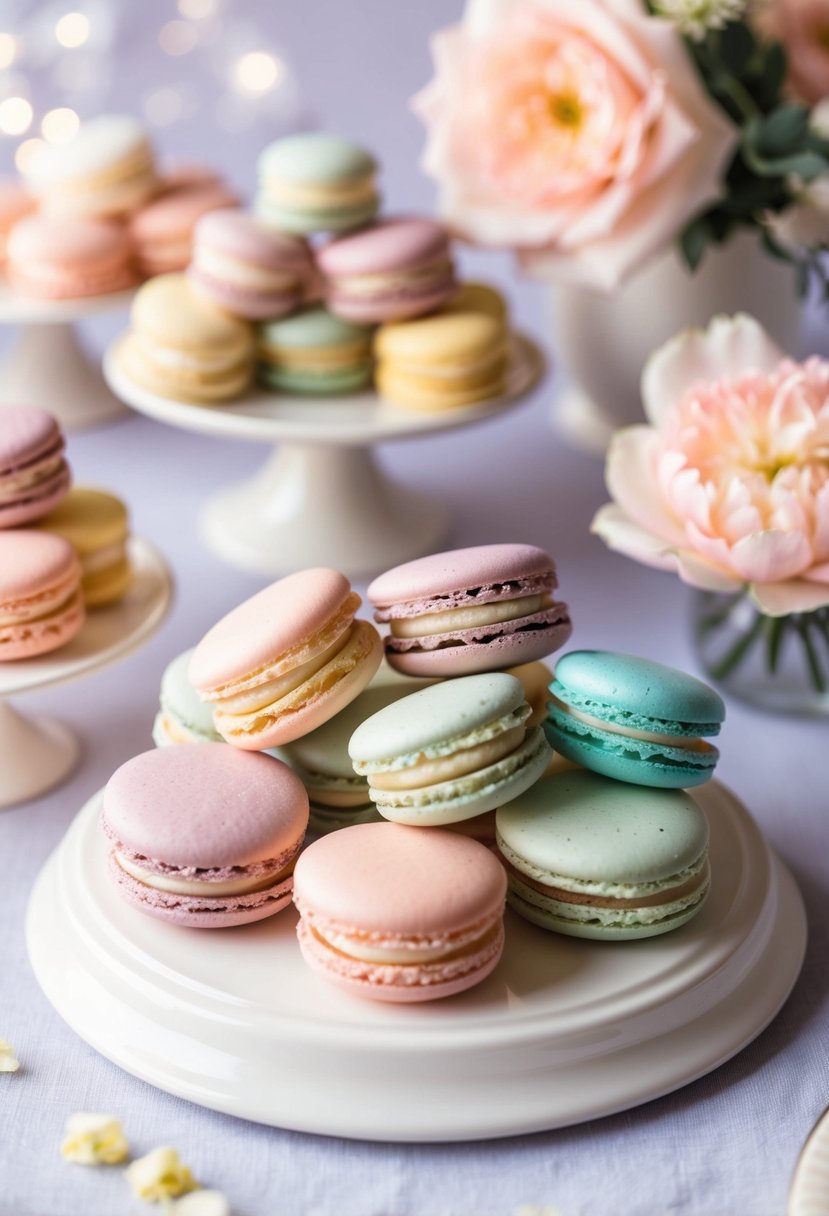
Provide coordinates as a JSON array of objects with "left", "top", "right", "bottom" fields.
[
  {"left": 546, "top": 704, "right": 719, "bottom": 773},
  {"left": 114, "top": 850, "right": 297, "bottom": 898},
  {"left": 367, "top": 722, "right": 527, "bottom": 791},
  {"left": 548, "top": 694, "right": 719, "bottom": 754},
  {"left": 388, "top": 593, "right": 552, "bottom": 639}
]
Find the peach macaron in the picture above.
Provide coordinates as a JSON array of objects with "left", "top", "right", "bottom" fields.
[
  {"left": 6, "top": 215, "right": 136, "bottom": 299},
  {"left": 0, "top": 531, "right": 84, "bottom": 660},
  {"left": 189, "top": 567, "right": 382, "bottom": 750},
  {"left": 293, "top": 821, "right": 507, "bottom": 1002}
]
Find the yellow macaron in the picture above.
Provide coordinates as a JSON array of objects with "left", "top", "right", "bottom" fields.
[
  {"left": 117, "top": 273, "right": 254, "bottom": 404},
  {"left": 374, "top": 287, "right": 510, "bottom": 412},
  {"left": 442, "top": 281, "right": 508, "bottom": 322},
  {"left": 35, "top": 486, "right": 132, "bottom": 608}
]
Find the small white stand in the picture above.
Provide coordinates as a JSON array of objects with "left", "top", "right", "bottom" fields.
[
  {"left": 0, "top": 284, "right": 135, "bottom": 431},
  {"left": 26, "top": 781, "right": 805, "bottom": 1140},
  {"left": 0, "top": 538, "right": 172, "bottom": 809},
  {"left": 103, "top": 335, "right": 544, "bottom": 577}
]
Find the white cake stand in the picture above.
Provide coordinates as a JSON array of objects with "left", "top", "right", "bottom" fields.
[
  {"left": 102, "top": 335, "right": 545, "bottom": 577},
  {"left": 0, "top": 283, "right": 135, "bottom": 430},
  {"left": 26, "top": 780, "right": 806, "bottom": 1141},
  {"left": 0, "top": 537, "right": 172, "bottom": 809}
]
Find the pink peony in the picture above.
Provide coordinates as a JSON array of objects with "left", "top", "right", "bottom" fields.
[
  {"left": 756, "top": 0, "right": 829, "bottom": 105},
  {"left": 592, "top": 314, "right": 829, "bottom": 616},
  {"left": 413, "top": 0, "right": 737, "bottom": 292}
]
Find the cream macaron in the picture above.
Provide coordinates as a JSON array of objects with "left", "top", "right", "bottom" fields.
[{"left": 34, "top": 487, "right": 132, "bottom": 608}]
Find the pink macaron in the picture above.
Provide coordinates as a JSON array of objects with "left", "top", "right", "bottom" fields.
[
  {"left": 6, "top": 214, "right": 137, "bottom": 299},
  {"left": 0, "top": 531, "right": 84, "bottom": 659},
  {"left": 293, "top": 821, "right": 507, "bottom": 1002},
  {"left": 128, "top": 176, "right": 240, "bottom": 277},
  {"left": 101, "top": 743, "right": 309, "bottom": 928},
  {"left": 317, "top": 216, "right": 457, "bottom": 323},
  {"left": 0, "top": 405, "right": 71, "bottom": 528},
  {"left": 188, "top": 209, "right": 313, "bottom": 320},
  {"left": 368, "top": 543, "right": 572, "bottom": 677}
]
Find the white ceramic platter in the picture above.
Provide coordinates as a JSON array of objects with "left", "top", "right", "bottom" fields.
[
  {"left": 0, "top": 538, "right": 172, "bottom": 808},
  {"left": 0, "top": 282, "right": 134, "bottom": 430},
  {"left": 103, "top": 335, "right": 544, "bottom": 576},
  {"left": 788, "top": 1104, "right": 829, "bottom": 1216},
  {"left": 26, "top": 781, "right": 805, "bottom": 1142}
]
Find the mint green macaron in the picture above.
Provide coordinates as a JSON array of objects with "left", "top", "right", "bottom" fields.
[
  {"left": 152, "top": 648, "right": 221, "bottom": 747},
  {"left": 496, "top": 770, "right": 711, "bottom": 940},
  {"left": 255, "top": 132, "right": 379, "bottom": 235},
  {"left": 257, "top": 304, "right": 374, "bottom": 395},
  {"left": 545, "top": 650, "right": 725, "bottom": 789}
]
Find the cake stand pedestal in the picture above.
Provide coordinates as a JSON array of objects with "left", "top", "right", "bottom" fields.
[
  {"left": 0, "top": 537, "right": 172, "bottom": 809},
  {"left": 103, "top": 335, "right": 544, "bottom": 577},
  {"left": 0, "top": 285, "right": 135, "bottom": 431},
  {"left": 26, "top": 781, "right": 806, "bottom": 1140}
]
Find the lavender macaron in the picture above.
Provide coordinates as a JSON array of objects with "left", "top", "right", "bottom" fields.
[
  {"left": 368, "top": 543, "right": 572, "bottom": 677},
  {"left": 0, "top": 405, "right": 70, "bottom": 528},
  {"left": 101, "top": 743, "right": 309, "bottom": 928}
]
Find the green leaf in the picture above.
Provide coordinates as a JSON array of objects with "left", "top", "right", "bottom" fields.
[
  {"left": 751, "top": 42, "right": 787, "bottom": 111},
  {"left": 743, "top": 146, "right": 828, "bottom": 180},
  {"left": 757, "top": 105, "right": 811, "bottom": 156},
  {"left": 679, "top": 216, "right": 710, "bottom": 271},
  {"left": 718, "top": 20, "right": 756, "bottom": 75}
]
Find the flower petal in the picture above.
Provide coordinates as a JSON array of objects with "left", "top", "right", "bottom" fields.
[
  {"left": 591, "top": 504, "right": 740, "bottom": 591},
  {"left": 728, "top": 529, "right": 813, "bottom": 583},
  {"left": 751, "top": 579, "right": 829, "bottom": 616},
  {"left": 605, "top": 426, "right": 687, "bottom": 545}
]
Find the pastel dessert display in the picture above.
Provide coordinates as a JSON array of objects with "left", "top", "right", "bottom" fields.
[
  {"left": 317, "top": 216, "right": 457, "bottom": 324},
  {"left": 293, "top": 821, "right": 507, "bottom": 1001},
  {"left": 257, "top": 305, "right": 373, "bottom": 395},
  {"left": 23, "top": 115, "right": 158, "bottom": 218},
  {"left": 496, "top": 771, "right": 711, "bottom": 940},
  {"left": 116, "top": 273, "right": 254, "bottom": 403},
  {"left": 0, "top": 405, "right": 70, "bottom": 528},
  {"left": 189, "top": 567, "right": 382, "bottom": 750},
  {"left": 374, "top": 296, "right": 510, "bottom": 412},
  {"left": 101, "top": 743, "right": 309, "bottom": 927},
  {"left": 34, "top": 487, "right": 132, "bottom": 608},
  {"left": 188, "top": 209, "right": 313, "bottom": 320},
  {"left": 128, "top": 175, "right": 240, "bottom": 278},
  {"left": 368, "top": 542, "right": 572, "bottom": 676},
  {"left": 545, "top": 651, "right": 725, "bottom": 789},
  {"left": 278, "top": 665, "right": 433, "bottom": 834},
  {"left": 153, "top": 648, "right": 223, "bottom": 747},
  {"left": 0, "top": 179, "right": 34, "bottom": 262},
  {"left": 0, "top": 531, "right": 84, "bottom": 660},
  {"left": 6, "top": 215, "right": 137, "bottom": 299},
  {"left": 348, "top": 672, "right": 551, "bottom": 827},
  {"left": 255, "top": 132, "right": 379, "bottom": 235}
]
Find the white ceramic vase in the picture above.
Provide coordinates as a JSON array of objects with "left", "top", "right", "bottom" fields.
[{"left": 551, "top": 230, "right": 804, "bottom": 454}]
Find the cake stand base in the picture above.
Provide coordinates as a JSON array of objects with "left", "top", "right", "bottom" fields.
[
  {"left": 553, "top": 384, "right": 614, "bottom": 458},
  {"left": 0, "top": 322, "right": 127, "bottom": 431},
  {"left": 202, "top": 442, "right": 448, "bottom": 577},
  {"left": 0, "top": 702, "right": 79, "bottom": 809}
]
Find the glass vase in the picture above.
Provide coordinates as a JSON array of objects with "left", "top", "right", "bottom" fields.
[{"left": 692, "top": 589, "right": 829, "bottom": 716}]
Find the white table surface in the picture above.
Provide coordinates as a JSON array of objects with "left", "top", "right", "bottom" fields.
[{"left": 1, "top": 4, "right": 827, "bottom": 1212}]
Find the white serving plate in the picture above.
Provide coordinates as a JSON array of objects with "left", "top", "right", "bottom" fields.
[{"left": 26, "top": 780, "right": 805, "bottom": 1141}]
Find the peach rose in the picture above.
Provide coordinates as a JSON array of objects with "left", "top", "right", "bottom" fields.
[
  {"left": 592, "top": 314, "right": 829, "bottom": 615},
  {"left": 413, "top": 0, "right": 737, "bottom": 292},
  {"left": 756, "top": 0, "right": 829, "bottom": 105}
]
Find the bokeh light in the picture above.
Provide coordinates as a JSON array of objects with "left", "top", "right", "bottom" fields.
[
  {"left": 41, "top": 106, "right": 80, "bottom": 144},
  {"left": 0, "top": 33, "right": 19, "bottom": 69},
  {"left": 178, "top": 0, "right": 215, "bottom": 18},
  {"left": 15, "top": 137, "right": 43, "bottom": 174},
  {"left": 144, "top": 86, "right": 184, "bottom": 128},
  {"left": 55, "top": 12, "right": 91, "bottom": 48},
  {"left": 233, "top": 50, "right": 282, "bottom": 95},
  {"left": 0, "top": 97, "right": 33, "bottom": 137},
  {"left": 159, "top": 19, "right": 197, "bottom": 56}
]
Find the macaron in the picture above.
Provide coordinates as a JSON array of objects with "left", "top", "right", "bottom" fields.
[
  {"left": 506, "top": 661, "right": 553, "bottom": 727},
  {"left": 6, "top": 215, "right": 137, "bottom": 299},
  {"left": 348, "top": 672, "right": 551, "bottom": 827},
  {"left": 374, "top": 303, "right": 509, "bottom": 412},
  {"left": 0, "top": 405, "right": 70, "bottom": 528},
  {"left": 188, "top": 209, "right": 313, "bottom": 320},
  {"left": 368, "top": 543, "right": 572, "bottom": 677},
  {"left": 0, "top": 531, "right": 84, "bottom": 660},
  {"left": 0, "top": 179, "right": 35, "bottom": 261},
  {"left": 278, "top": 666, "right": 433, "bottom": 834},
  {"left": 152, "top": 648, "right": 223, "bottom": 747},
  {"left": 101, "top": 743, "right": 309, "bottom": 928},
  {"left": 116, "top": 273, "right": 254, "bottom": 403},
  {"left": 496, "top": 771, "right": 711, "bottom": 940},
  {"left": 257, "top": 305, "right": 373, "bottom": 395},
  {"left": 128, "top": 176, "right": 240, "bottom": 277},
  {"left": 545, "top": 651, "right": 726, "bottom": 789},
  {"left": 24, "top": 114, "right": 158, "bottom": 218},
  {"left": 293, "top": 822, "right": 507, "bottom": 1002},
  {"left": 189, "top": 567, "right": 383, "bottom": 750},
  {"left": 255, "top": 132, "right": 379, "bottom": 235},
  {"left": 34, "top": 487, "right": 131, "bottom": 608},
  {"left": 318, "top": 217, "right": 457, "bottom": 324},
  {"left": 442, "top": 281, "right": 508, "bottom": 321}
]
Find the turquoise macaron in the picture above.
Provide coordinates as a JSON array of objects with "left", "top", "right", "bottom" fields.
[
  {"left": 152, "top": 648, "right": 222, "bottom": 747},
  {"left": 255, "top": 132, "right": 379, "bottom": 235},
  {"left": 545, "top": 650, "right": 725, "bottom": 789},
  {"left": 496, "top": 770, "right": 711, "bottom": 940},
  {"left": 348, "top": 671, "right": 551, "bottom": 827},
  {"left": 257, "top": 305, "right": 374, "bottom": 395}
]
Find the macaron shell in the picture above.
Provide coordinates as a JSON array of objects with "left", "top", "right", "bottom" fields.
[
  {"left": 0, "top": 464, "right": 71, "bottom": 528},
  {"left": 543, "top": 713, "right": 719, "bottom": 789},
  {"left": 505, "top": 884, "right": 707, "bottom": 941},
  {"left": 258, "top": 133, "right": 377, "bottom": 185},
  {"left": 128, "top": 274, "right": 253, "bottom": 354},
  {"left": 318, "top": 217, "right": 450, "bottom": 277},
  {"left": 0, "top": 530, "right": 81, "bottom": 601},
  {"left": 384, "top": 613, "right": 572, "bottom": 677},
  {"left": 81, "top": 556, "right": 132, "bottom": 609},
  {"left": 375, "top": 362, "right": 507, "bottom": 412},
  {"left": 7, "top": 215, "right": 137, "bottom": 298},
  {"left": 368, "top": 543, "right": 559, "bottom": 606},
  {"left": 116, "top": 334, "right": 252, "bottom": 404},
  {"left": 33, "top": 486, "right": 127, "bottom": 551},
  {"left": 156, "top": 648, "right": 221, "bottom": 744},
  {"left": 0, "top": 405, "right": 64, "bottom": 470},
  {"left": 0, "top": 585, "right": 84, "bottom": 659},
  {"left": 255, "top": 196, "right": 379, "bottom": 237}
]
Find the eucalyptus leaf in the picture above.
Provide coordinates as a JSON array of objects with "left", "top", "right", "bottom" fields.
[{"left": 757, "top": 105, "right": 810, "bottom": 156}]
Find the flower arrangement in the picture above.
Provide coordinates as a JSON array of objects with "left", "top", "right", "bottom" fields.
[{"left": 414, "top": 0, "right": 829, "bottom": 296}]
